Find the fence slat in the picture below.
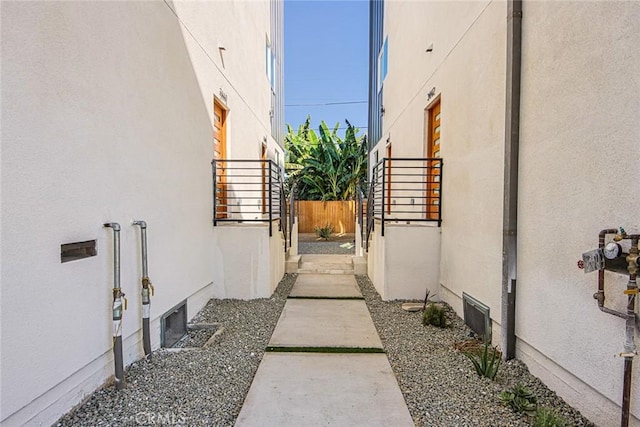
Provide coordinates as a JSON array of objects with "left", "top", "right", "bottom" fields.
[{"left": 298, "top": 201, "right": 355, "bottom": 233}]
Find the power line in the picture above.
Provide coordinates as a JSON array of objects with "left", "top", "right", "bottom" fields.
[
  {"left": 286, "top": 125, "right": 367, "bottom": 130},
  {"left": 285, "top": 100, "right": 368, "bottom": 107}
]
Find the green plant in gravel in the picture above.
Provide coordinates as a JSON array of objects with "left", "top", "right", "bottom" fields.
[
  {"left": 499, "top": 383, "right": 537, "bottom": 415},
  {"left": 532, "top": 407, "right": 567, "bottom": 427},
  {"left": 422, "top": 303, "right": 447, "bottom": 328},
  {"left": 463, "top": 340, "right": 501, "bottom": 380},
  {"left": 314, "top": 224, "right": 333, "bottom": 240}
]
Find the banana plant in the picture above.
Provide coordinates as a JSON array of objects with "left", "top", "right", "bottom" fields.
[{"left": 285, "top": 116, "right": 367, "bottom": 201}]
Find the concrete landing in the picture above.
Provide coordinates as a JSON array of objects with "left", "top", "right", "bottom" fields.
[
  {"left": 289, "top": 274, "right": 362, "bottom": 298},
  {"left": 268, "top": 299, "right": 382, "bottom": 349},
  {"left": 235, "top": 353, "right": 414, "bottom": 427},
  {"left": 298, "top": 254, "right": 354, "bottom": 274}
]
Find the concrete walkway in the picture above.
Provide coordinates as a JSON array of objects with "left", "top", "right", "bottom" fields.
[{"left": 235, "top": 257, "right": 414, "bottom": 426}]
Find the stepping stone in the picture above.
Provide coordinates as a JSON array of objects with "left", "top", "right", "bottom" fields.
[
  {"left": 289, "top": 274, "right": 362, "bottom": 299},
  {"left": 268, "top": 299, "right": 382, "bottom": 350},
  {"left": 235, "top": 353, "right": 414, "bottom": 427}
]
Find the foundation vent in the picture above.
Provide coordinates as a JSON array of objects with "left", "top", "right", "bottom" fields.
[
  {"left": 462, "top": 292, "right": 491, "bottom": 342},
  {"left": 161, "top": 301, "right": 187, "bottom": 348}
]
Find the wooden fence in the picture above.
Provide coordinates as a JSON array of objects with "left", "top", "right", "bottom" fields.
[{"left": 297, "top": 201, "right": 355, "bottom": 234}]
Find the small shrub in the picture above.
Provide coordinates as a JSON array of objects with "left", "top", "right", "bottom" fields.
[
  {"left": 532, "top": 407, "right": 567, "bottom": 427},
  {"left": 463, "top": 340, "right": 501, "bottom": 380},
  {"left": 498, "top": 383, "right": 537, "bottom": 415},
  {"left": 422, "top": 303, "right": 447, "bottom": 328},
  {"left": 314, "top": 224, "right": 333, "bottom": 240}
]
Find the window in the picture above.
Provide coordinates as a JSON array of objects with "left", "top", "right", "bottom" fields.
[
  {"left": 266, "top": 38, "right": 275, "bottom": 90},
  {"left": 425, "top": 99, "right": 441, "bottom": 220},
  {"left": 377, "top": 37, "right": 388, "bottom": 92}
]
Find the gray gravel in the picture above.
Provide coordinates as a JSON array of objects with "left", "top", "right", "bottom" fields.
[
  {"left": 356, "top": 275, "right": 595, "bottom": 427},
  {"left": 172, "top": 325, "right": 219, "bottom": 349},
  {"left": 56, "top": 274, "right": 297, "bottom": 427},
  {"left": 298, "top": 240, "right": 355, "bottom": 254},
  {"left": 57, "top": 272, "right": 595, "bottom": 427}
]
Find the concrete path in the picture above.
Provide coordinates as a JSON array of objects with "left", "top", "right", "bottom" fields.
[{"left": 236, "top": 256, "right": 414, "bottom": 427}]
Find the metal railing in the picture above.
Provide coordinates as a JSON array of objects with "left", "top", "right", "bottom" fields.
[
  {"left": 288, "top": 182, "right": 297, "bottom": 247},
  {"left": 370, "top": 157, "right": 443, "bottom": 236},
  {"left": 212, "top": 159, "right": 286, "bottom": 243}
]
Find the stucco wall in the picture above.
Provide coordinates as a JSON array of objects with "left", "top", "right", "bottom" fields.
[
  {"left": 374, "top": 0, "right": 506, "bottom": 325},
  {"left": 367, "top": 223, "right": 440, "bottom": 301},
  {"left": 1, "top": 1, "right": 281, "bottom": 424},
  {"left": 371, "top": 0, "right": 639, "bottom": 424},
  {"left": 212, "top": 223, "right": 283, "bottom": 300},
  {"left": 517, "top": 2, "right": 640, "bottom": 424}
]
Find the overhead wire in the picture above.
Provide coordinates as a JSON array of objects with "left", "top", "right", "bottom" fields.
[{"left": 285, "top": 100, "right": 368, "bottom": 107}]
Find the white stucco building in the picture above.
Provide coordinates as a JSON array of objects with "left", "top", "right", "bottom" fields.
[
  {"left": 365, "top": 0, "right": 639, "bottom": 425},
  {"left": 1, "top": 1, "right": 285, "bottom": 424}
]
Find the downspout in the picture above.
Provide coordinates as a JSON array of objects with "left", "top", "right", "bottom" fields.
[
  {"left": 501, "top": 0, "right": 522, "bottom": 360},
  {"left": 103, "top": 222, "right": 126, "bottom": 389},
  {"left": 133, "top": 220, "right": 154, "bottom": 360}
]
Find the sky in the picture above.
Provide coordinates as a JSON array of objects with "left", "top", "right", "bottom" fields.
[{"left": 284, "top": 0, "right": 369, "bottom": 138}]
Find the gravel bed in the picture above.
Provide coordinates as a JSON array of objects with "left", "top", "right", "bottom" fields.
[
  {"left": 356, "top": 275, "right": 595, "bottom": 427},
  {"left": 56, "top": 274, "right": 297, "bottom": 427},
  {"left": 171, "top": 325, "right": 218, "bottom": 349},
  {"left": 57, "top": 271, "right": 594, "bottom": 426},
  {"left": 298, "top": 240, "right": 355, "bottom": 254}
]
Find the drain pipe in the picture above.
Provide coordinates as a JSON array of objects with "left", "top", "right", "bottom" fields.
[
  {"left": 501, "top": 0, "right": 522, "bottom": 360},
  {"left": 133, "top": 220, "right": 154, "bottom": 359},
  {"left": 104, "top": 222, "right": 126, "bottom": 390}
]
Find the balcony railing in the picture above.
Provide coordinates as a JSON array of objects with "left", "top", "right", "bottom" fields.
[
  {"left": 369, "top": 158, "right": 443, "bottom": 237},
  {"left": 212, "top": 159, "right": 287, "bottom": 248}
]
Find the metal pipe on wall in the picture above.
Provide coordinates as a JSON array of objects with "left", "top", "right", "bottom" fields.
[
  {"left": 501, "top": 0, "right": 522, "bottom": 360},
  {"left": 103, "top": 222, "right": 126, "bottom": 390},
  {"left": 595, "top": 229, "right": 628, "bottom": 319},
  {"left": 620, "top": 234, "right": 638, "bottom": 427},
  {"left": 133, "top": 220, "right": 153, "bottom": 359}
]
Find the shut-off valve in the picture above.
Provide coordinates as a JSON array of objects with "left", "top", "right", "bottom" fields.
[{"left": 580, "top": 227, "right": 638, "bottom": 427}]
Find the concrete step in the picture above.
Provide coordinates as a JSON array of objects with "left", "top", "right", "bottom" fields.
[
  {"left": 297, "top": 263, "right": 354, "bottom": 275},
  {"left": 296, "top": 254, "right": 357, "bottom": 275}
]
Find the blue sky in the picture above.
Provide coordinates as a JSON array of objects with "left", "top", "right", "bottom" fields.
[{"left": 284, "top": 0, "right": 369, "bottom": 137}]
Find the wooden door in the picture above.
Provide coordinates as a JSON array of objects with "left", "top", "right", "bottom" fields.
[
  {"left": 426, "top": 100, "right": 441, "bottom": 219},
  {"left": 213, "top": 101, "right": 227, "bottom": 218}
]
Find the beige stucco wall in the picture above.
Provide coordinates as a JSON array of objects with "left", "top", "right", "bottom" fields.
[
  {"left": 373, "top": 0, "right": 639, "bottom": 424},
  {"left": 212, "top": 223, "right": 284, "bottom": 300},
  {"left": 367, "top": 223, "right": 441, "bottom": 301},
  {"left": 0, "top": 1, "right": 283, "bottom": 424},
  {"left": 517, "top": 2, "right": 640, "bottom": 425},
  {"left": 373, "top": 0, "right": 506, "bottom": 326}
]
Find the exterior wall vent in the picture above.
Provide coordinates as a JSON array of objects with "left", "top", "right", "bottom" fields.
[
  {"left": 161, "top": 300, "right": 187, "bottom": 348},
  {"left": 462, "top": 292, "right": 491, "bottom": 342}
]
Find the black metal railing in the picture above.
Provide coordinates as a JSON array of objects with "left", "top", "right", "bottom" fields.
[
  {"left": 288, "top": 182, "right": 297, "bottom": 248},
  {"left": 212, "top": 159, "right": 286, "bottom": 241},
  {"left": 370, "top": 158, "right": 443, "bottom": 236},
  {"left": 365, "top": 182, "right": 375, "bottom": 250}
]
